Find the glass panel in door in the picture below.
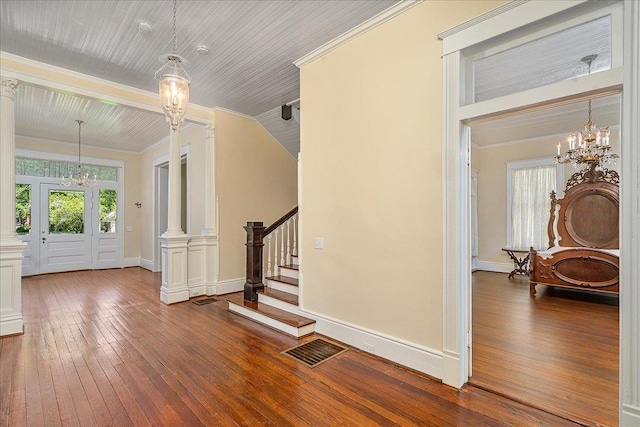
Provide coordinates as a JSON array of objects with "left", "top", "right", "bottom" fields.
[{"left": 39, "top": 184, "right": 91, "bottom": 274}]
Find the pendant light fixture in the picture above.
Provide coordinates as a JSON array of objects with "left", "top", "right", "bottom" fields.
[
  {"left": 554, "top": 54, "right": 619, "bottom": 170},
  {"left": 61, "top": 120, "right": 97, "bottom": 188},
  {"left": 155, "top": 0, "right": 190, "bottom": 131}
]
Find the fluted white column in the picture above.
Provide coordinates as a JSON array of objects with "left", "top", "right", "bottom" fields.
[
  {"left": 201, "top": 123, "right": 219, "bottom": 295},
  {"left": 0, "top": 77, "right": 25, "bottom": 336},
  {"left": 160, "top": 126, "right": 189, "bottom": 304},
  {"left": 202, "top": 123, "right": 217, "bottom": 236},
  {"left": 164, "top": 128, "right": 184, "bottom": 237}
]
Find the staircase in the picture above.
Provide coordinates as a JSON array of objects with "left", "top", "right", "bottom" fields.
[{"left": 227, "top": 209, "right": 315, "bottom": 338}]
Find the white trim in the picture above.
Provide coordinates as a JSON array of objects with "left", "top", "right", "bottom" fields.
[
  {"left": 437, "top": 0, "right": 529, "bottom": 40},
  {"left": 438, "top": 1, "right": 588, "bottom": 55},
  {"left": 475, "top": 261, "right": 513, "bottom": 275},
  {"left": 459, "top": 69, "right": 623, "bottom": 122},
  {"left": 121, "top": 258, "right": 141, "bottom": 268},
  {"left": 299, "top": 308, "right": 442, "bottom": 379},
  {"left": 0, "top": 51, "right": 212, "bottom": 125},
  {"left": 621, "top": 0, "right": 640, "bottom": 421},
  {"left": 212, "top": 107, "right": 256, "bottom": 121},
  {"left": 294, "top": 1, "right": 420, "bottom": 68},
  {"left": 139, "top": 258, "right": 155, "bottom": 271},
  {"left": 17, "top": 134, "right": 140, "bottom": 155},
  {"left": 622, "top": 404, "right": 640, "bottom": 425},
  {"left": 213, "top": 277, "right": 244, "bottom": 295},
  {"left": 140, "top": 123, "right": 193, "bottom": 155},
  {"left": 152, "top": 144, "right": 190, "bottom": 167}
]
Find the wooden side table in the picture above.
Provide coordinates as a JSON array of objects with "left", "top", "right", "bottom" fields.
[{"left": 501, "top": 248, "right": 530, "bottom": 279}]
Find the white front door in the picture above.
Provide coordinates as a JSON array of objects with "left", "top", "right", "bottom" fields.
[{"left": 39, "top": 183, "right": 92, "bottom": 274}]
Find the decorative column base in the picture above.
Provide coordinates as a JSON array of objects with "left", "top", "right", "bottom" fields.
[
  {"left": 0, "top": 241, "right": 26, "bottom": 336},
  {"left": 160, "top": 235, "right": 190, "bottom": 305},
  {"left": 186, "top": 236, "right": 207, "bottom": 298},
  {"left": 202, "top": 233, "right": 219, "bottom": 296}
]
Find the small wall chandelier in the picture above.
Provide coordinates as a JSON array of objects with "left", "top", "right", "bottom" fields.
[
  {"left": 555, "top": 54, "right": 619, "bottom": 170},
  {"left": 155, "top": 0, "right": 190, "bottom": 131},
  {"left": 61, "top": 120, "right": 97, "bottom": 188}
]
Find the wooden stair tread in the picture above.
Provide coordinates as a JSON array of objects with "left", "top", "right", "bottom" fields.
[
  {"left": 279, "top": 263, "right": 299, "bottom": 270},
  {"left": 227, "top": 294, "right": 313, "bottom": 327},
  {"left": 258, "top": 288, "right": 298, "bottom": 305},
  {"left": 266, "top": 275, "right": 298, "bottom": 286}
]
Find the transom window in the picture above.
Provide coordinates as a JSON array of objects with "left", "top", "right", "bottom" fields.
[{"left": 16, "top": 157, "right": 117, "bottom": 182}]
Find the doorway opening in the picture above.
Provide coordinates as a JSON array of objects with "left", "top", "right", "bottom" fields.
[{"left": 467, "top": 94, "right": 621, "bottom": 426}]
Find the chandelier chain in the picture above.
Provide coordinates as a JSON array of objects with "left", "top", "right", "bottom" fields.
[
  {"left": 76, "top": 119, "right": 84, "bottom": 167},
  {"left": 172, "top": 0, "right": 178, "bottom": 53}
]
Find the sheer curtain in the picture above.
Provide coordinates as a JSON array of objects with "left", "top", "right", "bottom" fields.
[{"left": 511, "top": 166, "right": 556, "bottom": 250}]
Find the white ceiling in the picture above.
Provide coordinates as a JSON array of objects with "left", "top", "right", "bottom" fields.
[
  {"left": 1, "top": 0, "right": 395, "bottom": 153},
  {"left": 471, "top": 94, "right": 621, "bottom": 147}
]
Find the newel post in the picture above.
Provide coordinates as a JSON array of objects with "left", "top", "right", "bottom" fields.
[{"left": 244, "top": 222, "right": 266, "bottom": 301}]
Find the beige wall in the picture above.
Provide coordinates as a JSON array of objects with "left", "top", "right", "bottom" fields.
[
  {"left": 216, "top": 110, "right": 297, "bottom": 281},
  {"left": 474, "top": 132, "right": 621, "bottom": 265},
  {"left": 299, "top": 1, "right": 503, "bottom": 350},
  {"left": 16, "top": 136, "right": 142, "bottom": 259}
]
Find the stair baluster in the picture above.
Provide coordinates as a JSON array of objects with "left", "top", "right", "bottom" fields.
[
  {"left": 280, "top": 224, "right": 286, "bottom": 267},
  {"left": 266, "top": 234, "right": 272, "bottom": 278},
  {"left": 286, "top": 218, "right": 291, "bottom": 264},
  {"left": 292, "top": 215, "right": 298, "bottom": 257},
  {"left": 273, "top": 228, "right": 279, "bottom": 277}
]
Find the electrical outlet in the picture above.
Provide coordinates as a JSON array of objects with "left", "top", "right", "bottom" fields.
[
  {"left": 314, "top": 237, "right": 324, "bottom": 249},
  {"left": 363, "top": 343, "right": 375, "bottom": 353}
]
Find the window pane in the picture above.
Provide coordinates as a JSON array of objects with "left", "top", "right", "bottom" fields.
[
  {"left": 472, "top": 16, "right": 612, "bottom": 103},
  {"left": 16, "top": 184, "right": 31, "bottom": 235},
  {"left": 16, "top": 157, "right": 117, "bottom": 181},
  {"left": 99, "top": 189, "right": 117, "bottom": 233},
  {"left": 49, "top": 190, "right": 84, "bottom": 234},
  {"left": 511, "top": 166, "right": 556, "bottom": 249}
]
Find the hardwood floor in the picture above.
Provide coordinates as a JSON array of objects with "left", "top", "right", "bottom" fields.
[
  {"left": 470, "top": 271, "right": 619, "bottom": 427},
  {"left": 1, "top": 268, "right": 582, "bottom": 426}
]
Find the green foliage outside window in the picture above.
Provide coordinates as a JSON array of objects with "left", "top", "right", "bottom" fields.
[
  {"left": 49, "top": 191, "right": 84, "bottom": 234},
  {"left": 100, "top": 189, "right": 117, "bottom": 233},
  {"left": 16, "top": 184, "right": 31, "bottom": 235}
]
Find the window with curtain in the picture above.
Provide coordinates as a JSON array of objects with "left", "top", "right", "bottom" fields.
[{"left": 507, "top": 159, "right": 563, "bottom": 250}]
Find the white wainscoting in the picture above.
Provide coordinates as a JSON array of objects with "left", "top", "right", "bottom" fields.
[
  {"left": 187, "top": 237, "right": 207, "bottom": 298},
  {"left": 299, "top": 308, "right": 443, "bottom": 380}
]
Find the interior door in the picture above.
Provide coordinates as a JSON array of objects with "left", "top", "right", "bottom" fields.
[{"left": 39, "top": 183, "right": 92, "bottom": 274}]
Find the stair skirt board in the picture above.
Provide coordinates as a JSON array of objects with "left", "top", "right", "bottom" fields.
[
  {"left": 258, "top": 293, "right": 298, "bottom": 314},
  {"left": 267, "top": 280, "right": 299, "bottom": 295},
  {"left": 279, "top": 267, "right": 299, "bottom": 279},
  {"left": 282, "top": 338, "right": 347, "bottom": 368},
  {"left": 228, "top": 302, "right": 314, "bottom": 338}
]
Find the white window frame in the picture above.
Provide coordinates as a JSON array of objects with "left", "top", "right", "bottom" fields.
[{"left": 506, "top": 157, "right": 564, "bottom": 249}]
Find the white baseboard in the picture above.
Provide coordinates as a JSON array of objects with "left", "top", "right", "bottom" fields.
[
  {"left": 622, "top": 404, "right": 640, "bottom": 426},
  {"left": 121, "top": 257, "right": 141, "bottom": 268},
  {"left": 139, "top": 258, "right": 155, "bottom": 271},
  {"left": 475, "top": 260, "right": 513, "bottom": 274},
  {"left": 299, "top": 308, "right": 443, "bottom": 379},
  {"left": 212, "top": 278, "right": 244, "bottom": 295},
  {"left": 0, "top": 314, "right": 24, "bottom": 337}
]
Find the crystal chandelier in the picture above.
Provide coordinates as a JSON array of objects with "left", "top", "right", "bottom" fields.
[
  {"left": 61, "top": 120, "right": 97, "bottom": 188},
  {"left": 555, "top": 54, "right": 619, "bottom": 170},
  {"left": 155, "top": 0, "right": 190, "bottom": 131}
]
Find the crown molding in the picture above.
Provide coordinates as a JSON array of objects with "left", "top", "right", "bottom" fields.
[
  {"left": 212, "top": 106, "right": 256, "bottom": 121},
  {"left": 294, "top": 0, "right": 421, "bottom": 68},
  {"left": 0, "top": 51, "right": 212, "bottom": 125},
  {"left": 437, "top": 0, "right": 530, "bottom": 40}
]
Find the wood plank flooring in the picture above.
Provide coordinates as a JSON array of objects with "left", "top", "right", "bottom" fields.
[
  {"left": 470, "top": 271, "right": 619, "bottom": 427},
  {"left": 1, "top": 268, "right": 583, "bottom": 426}
]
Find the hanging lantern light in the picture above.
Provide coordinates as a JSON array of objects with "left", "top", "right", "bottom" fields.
[{"left": 155, "top": 0, "right": 190, "bottom": 131}]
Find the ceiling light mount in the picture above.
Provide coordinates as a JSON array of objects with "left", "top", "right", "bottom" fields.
[
  {"left": 138, "top": 21, "right": 153, "bottom": 34},
  {"left": 196, "top": 45, "right": 210, "bottom": 56}
]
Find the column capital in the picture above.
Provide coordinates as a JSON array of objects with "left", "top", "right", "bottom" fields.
[
  {"left": 0, "top": 78, "right": 18, "bottom": 100},
  {"left": 204, "top": 123, "right": 215, "bottom": 139}
]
